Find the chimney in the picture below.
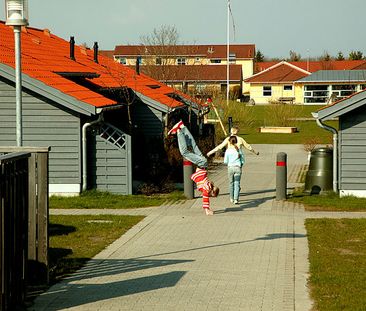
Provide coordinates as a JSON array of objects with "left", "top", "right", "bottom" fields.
[
  {"left": 43, "top": 29, "right": 51, "bottom": 37},
  {"left": 93, "top": 42, "right": 99, "bottom": 63},
  {"left": 70, "top": 36, "right": 75, "bottom": 61},
  {"left": 136, "top": 56, "right": 141, "bottom": 75}
]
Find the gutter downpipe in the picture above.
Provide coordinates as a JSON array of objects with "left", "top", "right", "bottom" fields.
[
  {"left": 313, "top": 114, "right": 338, "bottom": 193},
  {"left": 82, "top": 114, "right": 103, "bottom": 192}
]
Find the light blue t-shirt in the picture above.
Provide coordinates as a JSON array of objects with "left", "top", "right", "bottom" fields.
[{"left": 224, "top": 147, "right": 245, "bottom": 167}]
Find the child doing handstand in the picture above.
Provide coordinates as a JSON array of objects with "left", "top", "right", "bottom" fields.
[{"left": 168, "top": 121, "right": 219, "bottom": 215}]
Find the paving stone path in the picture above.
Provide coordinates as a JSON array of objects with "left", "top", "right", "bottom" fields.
[{"left": 29, "top": 145, "right": 366, "bottom": 311}]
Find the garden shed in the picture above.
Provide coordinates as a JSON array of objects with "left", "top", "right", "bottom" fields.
[{"left": 313, "top": 89, "right": 366, "bottom": 197}]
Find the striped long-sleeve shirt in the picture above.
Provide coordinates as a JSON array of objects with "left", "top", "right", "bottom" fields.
[{"left": 190, "top": 168, "right": 212, "bottom": 209}]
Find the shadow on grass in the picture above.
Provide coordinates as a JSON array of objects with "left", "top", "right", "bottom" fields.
[{"left": 49, "top": 223, "right": 76, "bottom": 236}]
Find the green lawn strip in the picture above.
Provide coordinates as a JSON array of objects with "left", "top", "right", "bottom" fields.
[
  {"left": 306, "top": 219, "right": 366, "bottom": 311},
  {"left": 49, "top": 214, "right": 144, "bottom": 283},
  {"left": 240, "top": 120, "right": 336, "bottom": 144},
  {"left": 212, "top": 102, "right": 336, "bottom": 144},
  {"left": 289, "top": 191, "right": 366, "bottom": 211},
  {"left": 50, "top": 190, "right": 185, "bottom": 209}
]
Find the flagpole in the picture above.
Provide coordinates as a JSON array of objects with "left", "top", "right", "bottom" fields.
[{"left": 226, "top": 0, "right": 230, "bottom": 106}]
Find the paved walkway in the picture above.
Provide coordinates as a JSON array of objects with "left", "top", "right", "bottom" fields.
[{"left": 29, "top": 145, "right": 366, "bottom": 311}]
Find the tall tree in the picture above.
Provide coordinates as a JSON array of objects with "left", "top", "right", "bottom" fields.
[
  {"left": 320, "top": 51, "right": 331, "bottom": 61},
  {"left": 288, "top": 50, "right": 301, "bottom": 62},
  {"left": 139, "top": 25, "right": 184, "bottom": 83},
  {"left": 254, "top": 49, "right": 264, "bottom": 62},
  {"left": 349, "top": 50, "right": 364, "bottom": 60}
]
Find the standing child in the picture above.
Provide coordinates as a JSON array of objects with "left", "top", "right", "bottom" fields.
[
  {"left": 224, "top": 136, "right": 244, "bottom": 204},
  {"left": 207, "top": 125, "right": 259, "bottom": 157},
  {"left": 168, "top": 121, "right": 219, "bottom": 215}
]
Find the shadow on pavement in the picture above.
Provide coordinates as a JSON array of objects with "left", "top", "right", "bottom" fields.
[
  {"left": 214, "top": 195, "right": 275, "bottom": 213},
  {"left": 64, "top": 258, "right": 193, "bottom": 282},
  {"left": 131, "top": 232, "right": 306, "bottom": 260},
  {"left": 29, "top": 271, "right": 186, "bottom": 311}
]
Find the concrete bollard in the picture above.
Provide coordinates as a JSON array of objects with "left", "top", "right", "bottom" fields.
[
  {"left": 276, "top": 152, "right": 287, "bottom": 200},
  {"left": 183, "top": 159, "right": 194, "bottom": 199}
]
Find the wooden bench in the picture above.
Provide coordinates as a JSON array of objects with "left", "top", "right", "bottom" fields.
[{"left": 278, "top": 97, "right": 295, "bottom": 104}]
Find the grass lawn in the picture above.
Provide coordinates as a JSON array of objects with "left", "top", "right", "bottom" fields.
[
  {"left": 289, "top": 191, "right": 366, "bottom": 211},
  {"left": 50, "top": 190, "right": 185, "bottom": 209},
  {"left": 211, "top": 101, "right": 336, "bottom": 145},
  {"left": 48, "top": 214, "right": 144, "bottom": 283},
  {"left": 306, "top": 218, "right": 366, "bottom": 311}
]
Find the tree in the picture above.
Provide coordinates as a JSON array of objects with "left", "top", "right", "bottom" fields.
[
  {"left": 320, "top": 51, "right": 331, "bottom": 61},
  {"left": 254, "top": 49, "right": 264, "bottom": 62},
  {"left": 139, "top": 25, "right": 184, "bottom": 83},
  {"left": 336, "top": 51, "right": 345, "bottom": 60},
  {"left": 288, "top": 50, "right": 301, "bottom": 62},
  {"left": 349, "top": 50, "right": 364, "bottom": 60}
]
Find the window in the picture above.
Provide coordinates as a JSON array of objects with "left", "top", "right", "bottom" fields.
[
  {"left": 229, "top": 53, "right": 236, "bottom": 64},
  {"left": 156, "top": 57, "right": 162, "bottom": 65},
  {"left": 177, "top": 58, "right": 186, "bottom": 65},
  {"left": 210, "top": 59, "right": 221, "bottom": 64},
  {"left": 147, "top": 85, "right": 161, "bottom": 89},
  {"left": 332, "top": 84, "right": 356, "bottom": 98},
  {"left": 304, "top": 85, "right": 329, "bottom": 103},
  {"left": 263, "top": 86, "right": 272, "bottom": 96},
  {"left": 118, "top": 57, "right": 127, "bottom": 65},
  {"left": 284, "top": 85, "right": 293, "bottom": 91}
]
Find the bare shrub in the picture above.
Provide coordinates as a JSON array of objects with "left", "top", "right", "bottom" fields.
[
  {"left": 137, "top": 183, "right": 160, "bottom": 196},
  {"left": 303, "top": 136, "right": 322, "bottom": 153}
]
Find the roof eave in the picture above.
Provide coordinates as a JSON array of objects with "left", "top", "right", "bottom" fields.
[{"left": 0, "top": 63, "right": 96, "bottom": 116}]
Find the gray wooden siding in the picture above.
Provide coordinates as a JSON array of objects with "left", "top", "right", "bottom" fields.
[
  {"left": 133, "top": 101, "right": 164, "bottom": 137},
  {"left": 0, "top": 80, "right": 81, "bottom": 185},
  {"left": 339, "top": 108, "right": 366, "bottom": 190},
  {"left": 88, "top": 133, "right": 131, "bottom": 194}
]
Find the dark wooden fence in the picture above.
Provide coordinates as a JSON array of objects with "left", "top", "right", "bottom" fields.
[
  {"left": 0, "top": 147, "right": 49, "bottom": 311},
  {"left": 0, "top": 152, "right": 30, "bottom": 311}
]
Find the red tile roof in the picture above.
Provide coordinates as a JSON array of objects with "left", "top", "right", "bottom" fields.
[
  {"left": 245, "top": 61, "right": 309, "bottom": 83},
  {"left": 98, "top": 50, "right": 114, "bottom": 59},
  {"left": 134, "top": 64, "right": 242, "bottom": 82},
  {"left": 256, "top": 60, "right": 366, "bottom": 73},
  {"left": 114, "top": 44, "right": 255, "bottom": 59},
  {"left": 0, "top": 22, "right": 193, "bottom": 110}
]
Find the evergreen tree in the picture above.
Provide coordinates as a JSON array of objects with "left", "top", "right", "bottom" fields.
[
  {"left": 336, "top": 51, "right": 345, "bottom": 60},
  {"left": 349, "top": 50, "right": 364, "bottom": 60},
  {"left": 255, "top": 50, "right": 264, "bottom": 62}
]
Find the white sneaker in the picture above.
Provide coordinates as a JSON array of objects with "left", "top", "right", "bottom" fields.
[
  {"left": 230, "top": 198, "right": 234, "bottom": 203},
  {"left": 234, "top": 200, "right": 239, "bottom": 204}
]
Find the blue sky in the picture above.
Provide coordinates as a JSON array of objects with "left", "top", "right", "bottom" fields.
[{"left": 1, "top": 0, "right": 365, "bottom": 59}]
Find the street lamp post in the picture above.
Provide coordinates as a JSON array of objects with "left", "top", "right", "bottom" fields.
[{"left": 5, "top": 0, "right": 29, "bottom": 146}]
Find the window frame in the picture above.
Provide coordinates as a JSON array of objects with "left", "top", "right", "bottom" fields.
[{"left": 263, "top": 85, "right": 272, "bottom": 97}]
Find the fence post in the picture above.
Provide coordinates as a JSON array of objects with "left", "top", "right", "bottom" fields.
[
  {"left": 36, "top": 152, "right": 49, "bottom": 284},
  {"left": 183, "top": 159, "right": 194, "bottom": 199},
  {"left": 228, "top": 116, "right": 233, "bottom": 135},
  {"left": 276, "top": 152, "right": 287, "bottom": 200}
]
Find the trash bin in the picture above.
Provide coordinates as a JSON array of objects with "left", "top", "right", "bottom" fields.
[{"left": 304, "top": 147, "right": 333, "bottom": 194}]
